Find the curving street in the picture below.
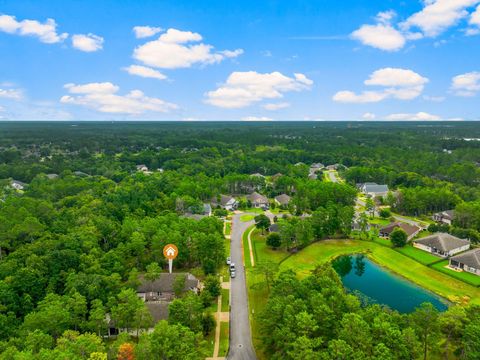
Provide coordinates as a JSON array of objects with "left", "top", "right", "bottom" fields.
[{"left": 227, "top": 214, "right": 257, "bottom": 360}]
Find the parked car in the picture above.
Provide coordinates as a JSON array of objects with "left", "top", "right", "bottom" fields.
[
  {"left": 226, "top": 257, "right": 231, "bottom": 265},
  {"left": 230, "top": 270, "right": 236, "bottom": 278},
  {"left": 230, "top": 263, "right": 235, "bottom": 272}
]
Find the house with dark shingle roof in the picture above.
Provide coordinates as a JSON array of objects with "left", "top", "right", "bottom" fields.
[
  {"left": 246, "top": 192, "right": 269, "bottom": 209},
  {"left": 137, "top": 273, "right": 200, "bottom": 302},
  {"left": 379, "top": 222, "right": 421, "bottom": 241},
  {"left": 432, "top": 210, "right": 455, "bottom": 225},
  {"left": 413, "top": 233, "right": 470, "bottom": 258},
  {"left": 268, "top": 223, "right": 280, "bottom": 233},
  {"left": 449, "top": 249, "right": 480, "bottom": 276}
]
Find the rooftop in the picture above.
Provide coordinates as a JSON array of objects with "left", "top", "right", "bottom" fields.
[
  {"left": 137, "top": 273, "right": 199, "bottom": 294},
  {"left": 415, "top": 233, "right": 469, "bottom": 252},
  {"left": 451, "top": 248, "right": 480, "bottom": 269}
]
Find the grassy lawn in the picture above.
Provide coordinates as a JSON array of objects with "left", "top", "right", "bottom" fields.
[
  {"left": 396, "top": 245, "right": 441, "bottom": 265},
  {"left": 225, "top": 221, "right": 231, "bottom": 235},
  {"left": 221, "top": 288, "right": 229, "bottom": 311},
  {"left": 240, "top": 214, "right": 255, "bottom": 222},
  {"left": 219, "top": 322, "right": 229, "bottom": 357},
  {"left": 269, "top": 208, "right": 289, "bottom": 215},
  {"left": 432, "top": 261, "right": 480, "bottom": 287},
  {"left": 251, "top": 229, "right": 289, "bottom": 265},
  {"left": 279, "top": 239, "right": 480, "bottom": 305},
  {"left": 243, "top": 207, "right": 264, "bottom": 214},
  {"left": 242, "top": 227, "right": 289, "bottom": 359},
  {"left": 372, "top": 237, "right": 391, "bottom": 247},
  {"left": 369, "top": 217, "right": 391, "bottom": 227}
]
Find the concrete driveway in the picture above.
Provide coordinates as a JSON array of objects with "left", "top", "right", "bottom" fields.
[{"left": 227, "top": 214, "right": 257, "bottom": 360}]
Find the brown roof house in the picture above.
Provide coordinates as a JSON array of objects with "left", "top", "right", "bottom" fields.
[
  {"left": 449, "top": 248, "right": 480, "bottom": 276},
  {"left": 379, "top": 222, "right": 421, "bottom": 241},
  {"left": 246, "top": 192, "right": 269, "bottom": 210},
  {"left": 413, "top": 233, "right": 470, "bottom": 258}
]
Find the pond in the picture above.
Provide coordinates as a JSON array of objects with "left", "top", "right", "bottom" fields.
[{"left": 332, "top": 254, "right": 448, "bottom": 313}]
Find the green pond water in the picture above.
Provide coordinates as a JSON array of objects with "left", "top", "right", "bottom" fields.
[{"left": 333, "top": 255, "right": 448, "bottom": 313}]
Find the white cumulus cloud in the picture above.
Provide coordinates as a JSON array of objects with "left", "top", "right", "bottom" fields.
[
  {"left": 451, "top": 71, "right": 480, "bottom": 96},
  {"left": 467, "top": 5, "right": 480, "bottom": 34},
  {"left": 385, "top": 112, "right": 441, "bottom": 121},
  {"left": 205, "top": 71, "right": 313, "bottom": 109},
  {"left": 0, "top": 87, "right": 23, "bottom": 100},
  {"left": 123, "top": 65, "right": 167, "bottom": 80},
  {"left": 133, "top": 26, "right": 163, "bottom": 39},
  {"left": 400, "top": 0, "right": 479, "bottom": 37},
  {"left": 352, "top": 2, "right": 480, "bottom": 50},
  {"left": 0, "top": 14, "right": 67, "bottom": 43},
  {"left": 60, "top": 82, "right": 178, "bottom": 114},
  {"left": 333, "top": 68, "right": 428, "bottom": 103},
  {"left": 133, "top": 28, "right": 243, "bottom": 69},
  {"left": 263, "top": 102, "right": 290, "bottom": 111},
  {"left": 351, "top": 23, "right": 406, "bottom": 51},
  {"left": 362, "top": 112, "right": 376, "bottom": 120},
  {"left": 72, "top": 33, "right": 104, "bottom": 52},
  {"left": 241, "top": 116, "right": 273, "bottom": 121}
]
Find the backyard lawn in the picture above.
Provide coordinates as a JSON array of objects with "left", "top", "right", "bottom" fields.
[
  {"left": 431, "top": 260, "right": 480, "bottom": 287},
  {"left": 279, "top": 240, "right": 480, "bottom": 305},
  {"left": 396, "top": 245, "right": 441, "bottom": 265}
]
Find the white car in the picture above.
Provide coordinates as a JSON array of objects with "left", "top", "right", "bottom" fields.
[
  {"left": 226, "top": 257, "right": 231, "bottom": 265},
  {"left": 230, "top": 263, "right": 235, "bottom": 272},
  {"left": 230, "top": 270, "right": 236, "bottom": 278}
]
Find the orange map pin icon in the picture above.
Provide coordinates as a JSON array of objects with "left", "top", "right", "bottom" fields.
[{"left": 163, "top": 244, "right": 178, "bottom": 260}]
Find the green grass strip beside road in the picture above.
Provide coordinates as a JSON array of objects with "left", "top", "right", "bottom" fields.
[
  {"left": 221, "top": 288, "right": 229, "bottom": 312},
  {"left": 219, "top": 322, "right": 229, "bottom": 357}
]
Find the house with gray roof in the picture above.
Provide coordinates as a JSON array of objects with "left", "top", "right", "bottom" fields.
[
  {"left": 274, "top": 194, "right": 291, "bottom": 207},
  {"left": 246, "top": 192, "right": 269, "bottom": 209},
  {"left": 449, "top": 249, "right": 480, "bottom": 276},
  {"left": 358, "top": 183, "right": 389, "bottom": 198},
  {"left": 137, "top": 273, "right": 200, "bottom": 302},
  {"left": 432, "top": 210, "right": 455, "bottom": 225},
  {"left": 413, "top": 233, "right": 470, "bottom": 258},
  {"left": 212, "top": 195, "right": 238, "bottom": 211}
]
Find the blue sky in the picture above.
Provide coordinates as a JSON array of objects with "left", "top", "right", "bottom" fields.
[{"left": 0, "top": 0, "right": 479, "bottom": 121}]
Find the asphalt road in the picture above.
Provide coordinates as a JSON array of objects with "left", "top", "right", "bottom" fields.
[{"left": 227, "top": 214, "right": 257, "bottom": 360}]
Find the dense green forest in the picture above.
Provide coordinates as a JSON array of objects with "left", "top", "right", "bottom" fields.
[{"left": 1, "top": 121, "right": 480, "bottom": 359}]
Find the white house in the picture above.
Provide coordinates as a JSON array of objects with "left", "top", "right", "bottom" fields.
[
  {"left": 212, "top": 195, "right": 238, "bottom": 211},
  {"left": 10, "top": 180, "right": 26, "bottom": 191},
  {"left": 413, "top": 233, "right": 470, "bottom": 258},
  {"left": 358, "top": 183, "right": 389, "bottom": 198}
]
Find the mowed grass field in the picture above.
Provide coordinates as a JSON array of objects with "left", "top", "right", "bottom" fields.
[
  {"left": 242, "top": 230, "right": 480, "bottom": 359},
  {"left": 396, "top": 244, "right": 442, "bottom": 265},
  {"left": 431, "top": 260, "right": 480, "bottom": 287},
  {"left": 280, "top": 240, "right": 480, "bottom": 305}
]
